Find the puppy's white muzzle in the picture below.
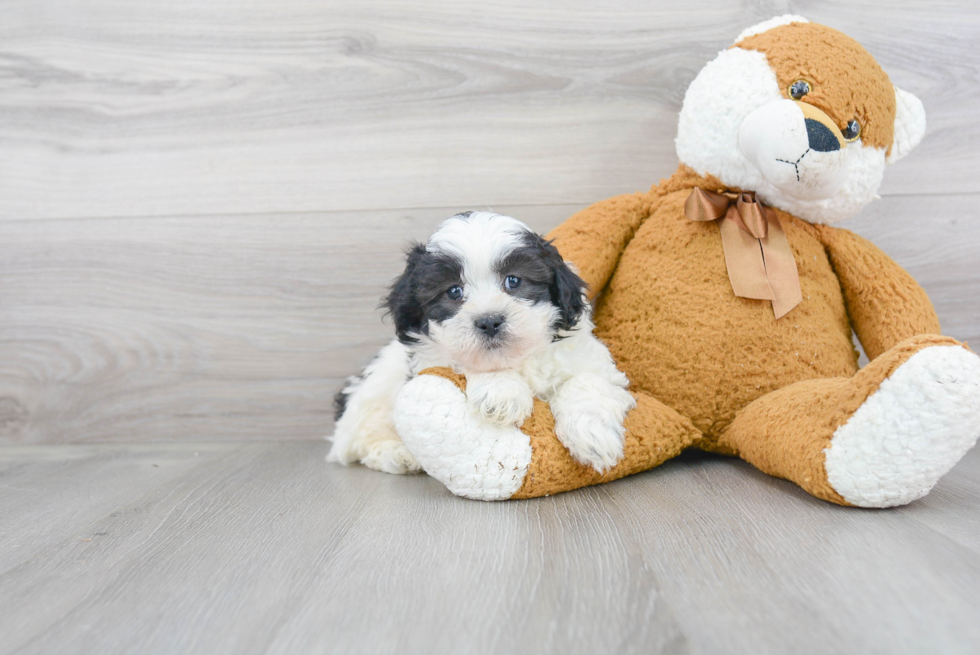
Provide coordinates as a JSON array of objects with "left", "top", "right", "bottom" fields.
[{"left": 739, "top": 99, "right": 847, "bottom": 201}]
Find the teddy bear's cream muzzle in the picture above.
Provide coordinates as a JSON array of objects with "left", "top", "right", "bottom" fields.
[{"left": 738, "top": 99, "right": 848, "bottom": 201}]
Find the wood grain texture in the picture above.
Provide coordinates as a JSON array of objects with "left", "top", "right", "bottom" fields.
[
  {"left": 0, "top": 442, "right": 241, "bottom": 572},
  {"left": 1, "top": 1, "right": 978, "bottom": 445},
  {"left": 0, "top": 1, "right": 977, "bottom": 221},
  {"left": 1, "top": 441, "right": 978, "bottom": 654},
  {"left": 0, "top": 204, "right": 577, "bottom": 444},
  {"left": 2, "top": 195, "right": 976, "bottom": 445},
  {"left": 610, "top": 447, "right": 980, "bottom": 654}
]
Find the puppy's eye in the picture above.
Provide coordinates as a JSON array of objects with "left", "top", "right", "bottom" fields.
[
  {"left": 446, "top": 285, "right": 463, "bottom": 300},
  {"left": 842, "top": 119, "right": 861, "bottom": 142},
  {"left": 504, "top": 276, "right": 522, "bottom": 291},
  {"left": 788, "top": 79, "right": 811, "bottom": 100}
]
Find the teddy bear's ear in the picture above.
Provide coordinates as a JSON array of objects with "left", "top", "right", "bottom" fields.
[
  {"left": 734, "top": 14, "right": 809, "bottom": 44},
  {"left": 888, "top": 87, "right": 927, "bottom": 164}
]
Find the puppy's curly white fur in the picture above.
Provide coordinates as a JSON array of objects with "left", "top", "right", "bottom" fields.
[{"left": 327, "top": 211, "right": 635, "bottom": 474}]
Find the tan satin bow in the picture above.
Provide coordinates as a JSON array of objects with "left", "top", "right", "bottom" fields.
[{"left": 685, "top": 187, "right": 802, "bottom": 320}]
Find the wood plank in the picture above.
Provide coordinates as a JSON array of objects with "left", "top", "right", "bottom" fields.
[
  {"left": 899, "top": 447, "right": 980, "bottom": 553},
  {"left": 0, "top": 441, "right": 684, "bottom": 655},
  {"left": 606, "top": 450, "right": 980, "bottom": 654},
  {"left": 1, "top": 194, "right": 976, "bottom": 445},
  {"left": 0, "top": 1, "right": 977, "bottom": 221},
  {"left": 0, "top": 442, "right": 384, "bottom": 654},
  {"left": 0, "top": 442, "right": 244, "bottom": 573},
  {"left": 1, "top": 440, "right": 978, "bottom": 654}
]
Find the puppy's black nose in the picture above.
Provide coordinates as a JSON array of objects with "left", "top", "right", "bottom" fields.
[
  {"left": 474, "top": 314, "right": 505, "bottom": 338},
  {"left": 805, "top": 118, "right": 841, "bottom": 152}
]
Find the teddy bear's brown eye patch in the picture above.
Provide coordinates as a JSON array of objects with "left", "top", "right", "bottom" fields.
[
  {"left": 842, "top": 119, "right": 861, "bottom": 142},
  {"left": 789, "top": 79, "right": 811, "bottom": 100}
]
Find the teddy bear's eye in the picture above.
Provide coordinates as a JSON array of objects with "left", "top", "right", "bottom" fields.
[
  {"left": 788, "top": 79, "right": 811, "bottom": 100},
  {"left": 842, "top": 119, "right": 861, "bottom": 142}
]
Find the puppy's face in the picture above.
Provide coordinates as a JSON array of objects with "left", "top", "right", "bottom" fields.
[{"left": 386, "top": 212, "right": 587, "bottom": 372}]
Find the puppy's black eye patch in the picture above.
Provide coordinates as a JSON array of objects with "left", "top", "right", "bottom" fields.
[
  {"left": 496, "top": 242, "right": 558, "bottom": 306},
  {"left": 405, "top": 250, "right": 466, "bottom": 326},
  {"left": 496, "top": 256, "right": 550, "bottom": 304},
  {"left": 414, "top": 254, "right": 464, "bottom": 304},
  {"left": 496, "top": 252, "right": 551, "bottom": 287},
  {"left": 501, "top": 230, "right": 588, "bottom": 331}
]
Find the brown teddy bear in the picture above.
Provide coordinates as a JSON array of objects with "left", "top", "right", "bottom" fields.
[{"left": 393, "top": 16, "right": 980, "bottom": 506}]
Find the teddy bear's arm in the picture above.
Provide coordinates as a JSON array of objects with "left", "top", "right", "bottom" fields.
[
  {"left": 815, "top": 225, "right": 941, "bottom": 360},
  {"left": 546, "top": 192, "right": 652, "bottom": 300}
]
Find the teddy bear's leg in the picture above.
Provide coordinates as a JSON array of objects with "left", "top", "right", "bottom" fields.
[
  {"left": 719, "top": 335, "right": 980, "bottom": 507},
  {"left": 393, "top": 367, "right": 700, "bottom": 500}
]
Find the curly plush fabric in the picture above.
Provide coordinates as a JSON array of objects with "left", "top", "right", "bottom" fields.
[
  {"left": 720, "top": 334, "right": 965, "bottom": 504},
  {"left": 737, "top": 22, "right": 896, "bottom": 152},
  {"left": 554, "top": 166, "right": 865, "bottom": 444},
  {"left": 814, "top": 224, "right": 941, "bottom": 360},
  {"left": 393, "top": 369, "right": 532, "bottom": 500}
]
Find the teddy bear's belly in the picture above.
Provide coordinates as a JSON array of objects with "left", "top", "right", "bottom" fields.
[{"left": 593, "top": 207, "right": 858, "bottom": 443}]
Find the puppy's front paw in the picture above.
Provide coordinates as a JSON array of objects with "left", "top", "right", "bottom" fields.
[
  {"left": 555, "top": 409, "right": 626, "bottom": 473},
  {"left": 551, "top": 375, "right": 635, "bottom": 473},
  {"left": 466, "top": 373, "right": 534, "bottom": 426},
  {"left": 360, "top": 440, "right": 423, "bottom": 475}
]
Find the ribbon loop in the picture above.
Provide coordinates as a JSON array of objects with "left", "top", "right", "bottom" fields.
[
  {"left": 684, "top": 187, "right": 802, "bottom": 320},
  {"left": 734, "top": 193, "right": 769, "bottom": 239},
  {"left": 684, "top": 187, "right": 732, "bottom": 222}
]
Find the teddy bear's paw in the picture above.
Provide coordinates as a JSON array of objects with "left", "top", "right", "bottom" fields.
[
  {"left": 393, "top": 374, "right": 532, "bottom": 500},
  {"left": 825, "top": 345, "right": 980, "bottom": 508},
  {"left": 465, "top": 371, "right": 535, "bottom": 427},
  {"left": 359, "top": 440, "right": 423, "bottom": 475}
]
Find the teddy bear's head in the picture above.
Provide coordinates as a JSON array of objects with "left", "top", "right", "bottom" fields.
[{"left": 675, "top": 15, "right": 926, "bottom": 224}]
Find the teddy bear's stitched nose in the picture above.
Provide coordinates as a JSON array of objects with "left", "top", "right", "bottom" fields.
[{"left": 805, "top": 118, "right": 842, "bottom": 152}]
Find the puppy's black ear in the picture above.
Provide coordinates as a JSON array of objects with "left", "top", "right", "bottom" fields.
[
  {"left": 540, "top": 238, "right": 588, "bottom": 331},
  {"left": 383, "top": 243, "right": 428, "bottom": 344}
]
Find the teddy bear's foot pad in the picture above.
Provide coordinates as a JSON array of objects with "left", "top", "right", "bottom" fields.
[
  {"left": 825, "top": 345, "right": 980, "bottom": 507},
  {"left": 394, "top": 374, "right": 532, "bottom": 500}
]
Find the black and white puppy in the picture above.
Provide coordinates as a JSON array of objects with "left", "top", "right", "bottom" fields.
[{"left": 327, "top": 211, "right": 635, "bottom": 474}]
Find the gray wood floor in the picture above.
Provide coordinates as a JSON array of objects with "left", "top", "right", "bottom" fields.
[
  {"left": 2, "top": 442, "right": 979, "bottom": 655},
  {"left": 1, "top": 0, "right": 979, "bottom": 653}
]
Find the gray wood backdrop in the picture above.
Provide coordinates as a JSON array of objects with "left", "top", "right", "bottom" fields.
[{"left": 1, "top": 0, "right": 978, "bottom": 444}]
